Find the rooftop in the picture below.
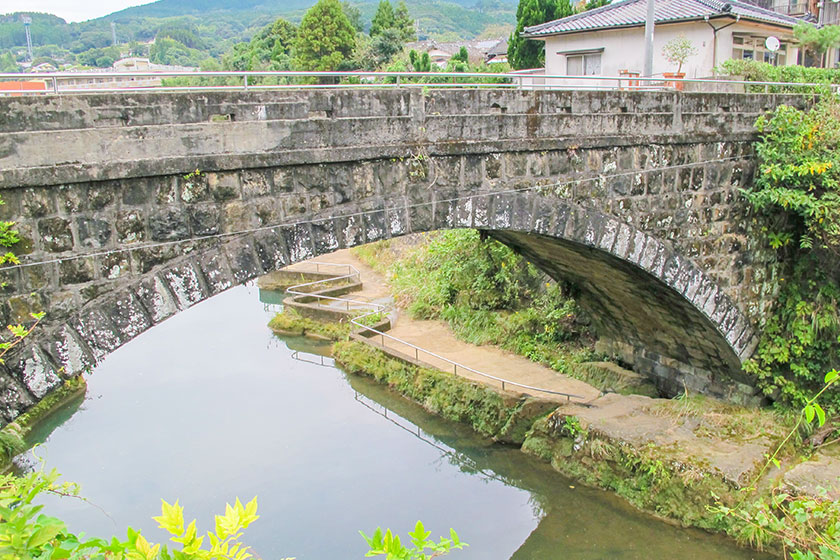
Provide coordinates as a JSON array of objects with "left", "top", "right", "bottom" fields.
[{"left": 523, "top": 0, "right": 807, "bottom": 37}]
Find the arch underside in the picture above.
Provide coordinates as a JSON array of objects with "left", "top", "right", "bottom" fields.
[{"left": 0, "top": 193, "right": 761, "bottom": 424}]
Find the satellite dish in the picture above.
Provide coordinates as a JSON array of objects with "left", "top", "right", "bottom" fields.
[{"left": 765, "top": 36, "right": 781, "bottom": 52}]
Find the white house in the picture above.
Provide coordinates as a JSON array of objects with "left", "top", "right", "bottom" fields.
[{"left": 521, "top": 0, "right": 807, "bottom": 86}]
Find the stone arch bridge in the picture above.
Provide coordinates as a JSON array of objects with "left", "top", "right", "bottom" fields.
[{"left": 0, "top": 88, "right": 808, "bottom": 422}]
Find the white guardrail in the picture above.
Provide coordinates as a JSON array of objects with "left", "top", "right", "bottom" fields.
[
  {"left": 285, "top": 262, "right": 584, "bottom": 401},
  {"left": 0, "top": 69, "right": 835, "bottom": 95}
]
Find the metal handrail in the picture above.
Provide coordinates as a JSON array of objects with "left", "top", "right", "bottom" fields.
[
  {"left": 284, "top": 262, "right": 584, "bottom": 401},
  {"left": 0, "top": 69, "right": 834, "bottom": 96}
]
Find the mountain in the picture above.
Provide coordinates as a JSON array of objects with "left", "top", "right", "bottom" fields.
[
  {"left": 101, "top": 0, "right": 517, "bottom": 38},
  {"left": 0, "top": 0, "right": 516, "bottom": 68}
]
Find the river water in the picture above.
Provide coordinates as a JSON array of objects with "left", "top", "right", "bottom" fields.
[{"left": 19, "top": 284, "right": 768, "bottom": 559}]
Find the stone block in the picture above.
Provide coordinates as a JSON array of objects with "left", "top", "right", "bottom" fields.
[
  {"left": 69, "top": 308, "right": 124, "bottom": 360},
  {"left": 42, "top": 325, "right": 94, "bottom": 378},
  {"left": 102, "top": 291, "right": 152, "bottom": 342},
  {"left": 188, "top": 204, "right": 221, "bottom": 236},
  {"left": 162, "top": 263, "right": 206, "bottom": 309},
  {"left": 253, "top": 230, "right": 289, "bottom": 272},
  {"left": 284, "top": 224, "right": 315, "bottom": 262},
  {"left": 59, "top": 257, "right": 95, "bottom": 285},
  {"left": 115, "top": 210, "right": 146, "bottom": 244},
  {"left": 311, "top": 220, "right": 340, "bottom": 256},
  {"left": 207, "top": 171, "right": 240, "bottom": 201},
  {"left": 0, "top": 367, "right": 35, "bottom": 423},
  {"left": 6, "top": 346, "right": 61, "bottom": 399},
  {"left": 225, "top": 238, "right": 261, "bottom": 284},
  {"left": 77, "top": 217, "right": 112, "bottom": 248},
  {"left": 241, "top": 170, "right": 272, "bottom": 198},
  {"left": 38, "top": 217, "right": 73, "bottom": 252},
  {"left": 22, "top": 188, "right": 55, "bottom": 218},
  {"left": 386, "top": 206, "right": 408, "bottom": 237},
  {"left": 364, "top": 210, "right": 388, "bottom": 243},
  {"left": 197, "top": 252, "right": 234, "bottom": 295}
]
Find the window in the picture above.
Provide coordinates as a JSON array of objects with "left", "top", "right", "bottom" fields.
[
  {"left": 732, "top": 34, "right": 787, "bottom": 66},
  {"left": 566, "top": 53, "right": 602, "bottom": 76}
]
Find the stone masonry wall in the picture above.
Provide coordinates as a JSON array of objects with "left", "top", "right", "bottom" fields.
[{"left": 0, "top": 88, "right": 809, "bottom": 420}]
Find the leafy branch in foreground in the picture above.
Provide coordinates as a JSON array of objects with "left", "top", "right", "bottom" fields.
[
  {"left": 714, "top": 371, "right": 840, "bottom": 559},
  {"left": 0, "top": 468, "right": 271, "bottom": 560},
  {"left": 361, "top": 521, "right": 467, "bottom": 560}
]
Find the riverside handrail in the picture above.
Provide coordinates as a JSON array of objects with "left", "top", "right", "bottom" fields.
[
  {"left": 0, "top": 69, "right": 834, "bottom": 95},
  {"left": 285, "top": 262, "right": 584, "bottom": 401}
]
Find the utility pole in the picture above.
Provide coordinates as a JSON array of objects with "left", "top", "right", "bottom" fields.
[
  {"left": 111, "top": 22, "right": 117, "bottom": 46},
  {"left": 22, "top": 15, "right": 33, "bottom": 62},
  {"left": 643, "top": 0, "right": 655, "bottom": 77}
]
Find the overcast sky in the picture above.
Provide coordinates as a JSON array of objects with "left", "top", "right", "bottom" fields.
[{"left": 2, "top": 1, "right": 156, "bottom": 23}]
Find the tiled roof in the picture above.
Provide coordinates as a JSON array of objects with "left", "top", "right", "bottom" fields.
[{"left": 523, "top": 0, "right": 807, "bottom": 37}]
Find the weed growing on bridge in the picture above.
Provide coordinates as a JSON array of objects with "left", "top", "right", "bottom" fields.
[{"left": 0, "top": 196, "right": 19, "bottom": 270}]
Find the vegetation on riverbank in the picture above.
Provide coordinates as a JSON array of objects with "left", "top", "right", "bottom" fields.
[
  {"left": 521, "top": 413, "right": 739, "bottom": 531},
  {"left": 334, "top": 339, "right": 556, "bottom": 444},
  {"left": 268, "top": 307, "right": 351, "bottom": 340},
  {"left": 353, "top": 230, "right": 600, "bottom": 376},
  {"left": 0, "top": 376, "right": 87, "bottom": 467}
]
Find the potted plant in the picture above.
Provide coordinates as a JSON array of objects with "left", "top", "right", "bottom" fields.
[{"left": 662, "top": 35, "right": 697, "bottom": 90}]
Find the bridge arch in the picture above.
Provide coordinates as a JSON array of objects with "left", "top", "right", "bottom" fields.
[{"left": 2, "top": 188, "right": 758, "bottom": 423}]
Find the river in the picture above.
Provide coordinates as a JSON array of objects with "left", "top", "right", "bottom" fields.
[{"left": 18, "top": 284, "right": 768, "bottom": 559}]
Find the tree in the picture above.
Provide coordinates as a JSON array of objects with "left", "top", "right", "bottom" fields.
[
  {"left": 794, "top": 23, "right": 840, "bottom": 68},
  {"left": 581, "top": 0, "right": 610, "bottom": 11},
  {"left": 661, "top": 35, "right": 697, "bottom": 74},
  {"left": 394, "top": 0, "right": 417, "bottom": 42},
  {"left": 342, "top": 1, "right": 364, "bottom": 32},
  {"left": 452, "top": 46, "right": 469, "bottom": 63},
  {"left": 409, "top": 49, "right": 431, "bottom": 72},
  {"left": 293, "top": 0, "right": 357, "bottom": 74},
  {"left": 370, "top": 0, "right": 396, "bottom": 37},
  {"left": 0, "top": 51, "right": 17, "bottom": 72},
  {"left": 508, "top": 0, "right": 573, "bottom": 70}
]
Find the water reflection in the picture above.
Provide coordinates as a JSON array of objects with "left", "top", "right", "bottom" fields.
[{"left": 16, "top": 285, "right": 768, "bottom": 560}]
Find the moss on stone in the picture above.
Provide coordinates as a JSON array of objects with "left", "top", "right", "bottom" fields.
[
  {"left": 268, "top": 308, "right": 350, "bottom": 341},
  {"left": 0, "top": 375, "right": 87, "bottom": 471},
  {"left": 521, "top": 409, "right": 740, "bottom": 533}
]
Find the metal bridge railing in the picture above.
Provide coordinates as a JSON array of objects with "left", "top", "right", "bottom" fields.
[
  {"left": 285, "top": 262, "right": 584, "bottom": 401},
  {"left": 0, "top": 69, "right": 834, "bottom": 96}
]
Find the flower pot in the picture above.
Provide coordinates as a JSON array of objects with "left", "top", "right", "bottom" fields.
[{"left": 663, "top": 72, "right": 686, "bottom": 91}]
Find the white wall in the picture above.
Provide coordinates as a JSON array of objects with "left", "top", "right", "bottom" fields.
[{"left": 540, "top": 19, "right": 799, "bottom": 87}]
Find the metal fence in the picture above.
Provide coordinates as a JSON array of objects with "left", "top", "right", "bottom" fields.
[
  {"left": 0, "top": 69, "right": 834, "bottom": 96},
  {"left": 285, "top": 262, "right": 584, "bottom": 401}
]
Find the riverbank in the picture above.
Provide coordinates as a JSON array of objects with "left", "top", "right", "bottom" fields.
[
  {"left": 0, "top": 375, "right": 86, "bottom": 472},
  {"left": 265, "top": 246, "right": 840, "bottom": 557}
]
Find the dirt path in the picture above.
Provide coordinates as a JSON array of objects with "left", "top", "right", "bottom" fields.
[{"left": 288, "top": 249, "right": 602, "bottom": 403}]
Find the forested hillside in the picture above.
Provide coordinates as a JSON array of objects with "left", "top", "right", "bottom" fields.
[{"left": 0, "top": 0, "right": 517, "bottom": 65}]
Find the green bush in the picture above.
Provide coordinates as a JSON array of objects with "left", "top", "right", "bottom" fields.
[
  {"left": 720, "top": 59, "right": 840, "bottom": 92},
  {"left": 743, "top": 96, "right": 840, "bottom": 410},
  {"left": 381, "top": 230, "right": 595, "bottom": 372}
]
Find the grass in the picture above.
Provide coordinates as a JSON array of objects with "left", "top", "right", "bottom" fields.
[
  {"left": 521, "top": 413, "right": 741, "bottom": 532},
  {"left": 646, "top": 394, "right": 797, "bottom": 445},
  {"left": 355, "top": 230, "right": 601, "bottom": 377},
  {"left": 0, "top": 375, "right": 87, "bottom": 470},
  {"left": 333, "top": 340, "right": 556, "bottom": 443},
  {"left": 268, "top": 308, "right": 351, "bottom": 341}
]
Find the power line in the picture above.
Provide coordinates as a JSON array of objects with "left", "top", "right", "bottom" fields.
[{"left": 1, "top": 154, "right": 747, "bottom": 273}]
